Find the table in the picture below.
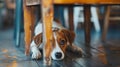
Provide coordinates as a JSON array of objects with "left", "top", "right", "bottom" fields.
[{"left": 26, "top": 0, "right": 120, "bottom": 5}]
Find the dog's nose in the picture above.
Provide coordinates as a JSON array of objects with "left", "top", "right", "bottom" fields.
[{"left": 55, "top": 52, "right": 62, "bottom": 59}]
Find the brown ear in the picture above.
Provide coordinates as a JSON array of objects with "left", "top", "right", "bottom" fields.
[
  {"left": 61, "top": 29, "right": 75, "bottom": 45},
  {"left": 33, "top": 33, "right": 42, "bottom": 46}
]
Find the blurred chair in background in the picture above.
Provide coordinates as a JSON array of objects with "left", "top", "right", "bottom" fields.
[
  {"left": 73, "top": 6, "right": 100, "bottom": 32},
  {"left": 102, "top": 6, "right": 120, "bottom": 41},
  {"left": 64, "top": 6, "right": 100, "bottom": 32}
]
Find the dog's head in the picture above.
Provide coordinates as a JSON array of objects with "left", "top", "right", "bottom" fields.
[
  {"left": 51, "top": 28, "right": 75, "bottom": 60},
  {"left": 33, "top": 28, "right": 75, "bottom": 60}
]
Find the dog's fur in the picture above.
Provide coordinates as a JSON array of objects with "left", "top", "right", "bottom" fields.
[{"left": 30, "top": 21, "right": 82, "bottom": 60}]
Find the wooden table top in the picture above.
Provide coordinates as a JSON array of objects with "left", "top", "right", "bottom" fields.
[
  {"left": 54, "top": 0, "right": 120, "bottom": 4},
  {"left": 26, "top": 0, "right": 120, "bottom": 6}
]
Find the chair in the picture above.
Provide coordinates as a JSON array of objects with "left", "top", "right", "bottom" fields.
[
  {"left": 102, "top": 6, "right": 120, "bottom": 41},
  {"left": 73, "top": 6, "right": 100, "bottom": 32}
]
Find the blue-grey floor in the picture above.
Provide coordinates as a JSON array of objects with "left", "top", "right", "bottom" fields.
[{"left": 0, "top": 24, "right": 120, "bottom": 67}]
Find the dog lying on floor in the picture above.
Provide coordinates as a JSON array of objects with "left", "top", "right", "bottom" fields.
[{"left": 30, "top": 20, "right": 82, "bottom": 60}]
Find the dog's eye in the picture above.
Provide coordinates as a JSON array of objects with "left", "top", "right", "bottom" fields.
[{"left": 60, "top": 40, "right": 66, "bottom": 45}]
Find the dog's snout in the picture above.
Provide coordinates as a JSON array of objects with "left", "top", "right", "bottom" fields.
[{"left": 55, "top": 52, "right": 62, "bottom": 59}]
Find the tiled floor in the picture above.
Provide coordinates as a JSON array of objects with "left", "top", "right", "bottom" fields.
[{"left": 0, "top": 25, "right": 120, "bottom": 67}]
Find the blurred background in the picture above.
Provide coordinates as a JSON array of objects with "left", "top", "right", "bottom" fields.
[{"left": 0, "top": 0, "right": 120, "bottom": 67}]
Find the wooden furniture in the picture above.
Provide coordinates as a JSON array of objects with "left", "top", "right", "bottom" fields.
[
  {"left": 24, "top": 0, "right": 120, "bottom": 60},
  {"left": 73, "top": 7, "right": 100, "bottom": 32},
  {"left": 41, "top": 0, "right": 54, "bottom": 65},
  {"left": 25, "top": 0, "right": 120, "bottom": 5},
  {"left": 24, "top": 0, "right": 36, "bottom": 55},
  {"left": 102, "top": 6, "right": 120, "bottom": 41}
]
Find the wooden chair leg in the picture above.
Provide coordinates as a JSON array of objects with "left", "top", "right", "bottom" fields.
[
  {"left": 84, "top": 5, "right": 91, "bottom": 57},
  {"left": 68, "top": 7, "right": 74, "bottom": 31},
  {"left": 23, "top": 3, "right": 35, "bottom": 56},
  {"left": 15, "top": 0, "right": 23, "bottom": 47},
  {"left": 102, "top": 6, "right": 110, "bottom": 41},
  {"left": 41, "top": 0, "right": 53, "bottom": 65},
  {"left": 84, "top": 5, "right": 91, "bottom": 45}
]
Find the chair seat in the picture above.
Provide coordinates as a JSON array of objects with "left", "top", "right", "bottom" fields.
[{"left": 26, "top": 0, "right": 40, "bottom": 6}]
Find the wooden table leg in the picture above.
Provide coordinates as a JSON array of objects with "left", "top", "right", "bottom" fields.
[
  {"left": 84, "top": 5, "right": 91, "bottom": 56},
  {"left": 23, "top": 3, "right": 35, "bottom": 56},
  {"left": 41, "top": 0, "right": 53, "bottom": 65},
  {"left": 68, "top": 7, "right": 74, "bottom": 31}
]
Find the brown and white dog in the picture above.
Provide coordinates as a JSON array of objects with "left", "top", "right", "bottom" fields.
[{"left": 30, "top": 21, "right": 82, "bottom": 60}]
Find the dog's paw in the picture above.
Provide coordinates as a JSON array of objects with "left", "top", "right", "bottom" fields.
[
  {"left": 67, "top": 45, "right": 83, "bottom": 57},
  {"left": 73, "top": 46, "right": 82, "bottom": 52},
  {"left": 32, "top": 49, "right": 41, "bottom": 59}
]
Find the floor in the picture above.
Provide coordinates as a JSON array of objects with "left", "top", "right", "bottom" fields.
[{"left": 0, "top": 23, "right": 120, "bottom": 67}]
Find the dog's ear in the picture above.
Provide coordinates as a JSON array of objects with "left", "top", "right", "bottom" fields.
[
  {"left": 33, "top": 33, "right": 42, "bottom": 46},
  {"left": 61, "top": 29, "right": 75, "bottom": 45}
]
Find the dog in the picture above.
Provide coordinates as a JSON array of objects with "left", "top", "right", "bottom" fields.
[{"left": 30, "top": 20, "right": 82, "bottom": 60}]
